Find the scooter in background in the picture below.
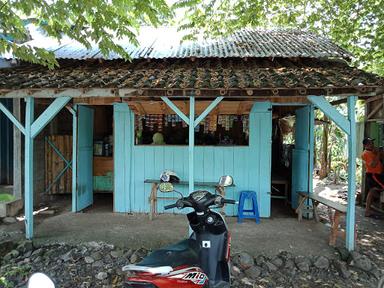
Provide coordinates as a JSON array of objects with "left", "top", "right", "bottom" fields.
[{"left": 123, "top": 175, "right": 236, "bottom": 288}]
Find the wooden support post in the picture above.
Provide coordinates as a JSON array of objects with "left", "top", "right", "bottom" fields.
[
  {"left": 307, "top": 96, "right": 350, "bottom": 135},
  {"left": 308, "top": 105, "right": 314, "bottom": 194},
  {"left": 31, "top": 96, "right": 71, "bottom": 138},
  {"left": 1, "top": 96, "right": 72, "bottom": 239},
  {"left": 346, "top": 96, "right": 357, "bottom": 251},
  {"left": 24, "top": 97, "right": 34, "bottom": 239},
  {"left": 308, "top": 95, "right": 357, "bottom": 250},
  {"left": 69, "top": 105, "right": 78, "bottom": 212},
  {"left": 312, "top": 201, "right": 320, "bottom": 222},
  {"left": 0, "top": 101, "right": 25, "bottom": 134},
  {"left": 160, "top": 97, "right": 189, "bottom": 124},
  {"left": 149, "top": 183, "right": 158, "bottom": 220},
  {"left": 160, "top": 96, "right": 223, "bottom": 194},
  {"left": 194, "top": 97, "right": 223, "bottom": 127},
  {"left": 13, "top": 99, "right": 22, "bottom": 199},
  {"left": 189, "top": 96, "right": 195, "bottom": 192},
  {"left": 329, "top": 210, "right": 341, "bottom": 246}
]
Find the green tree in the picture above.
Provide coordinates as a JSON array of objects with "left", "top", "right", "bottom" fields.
[
  {"left": 0, "top": 0, "right": 171, "bottom": 67},
  {"left": 174, "top": 0, "right": 384, "bottom": 75}
]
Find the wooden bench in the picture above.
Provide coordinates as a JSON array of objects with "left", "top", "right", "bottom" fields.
[
  {"left": 296, "top": 192, "right": 356, "bottom": 246},
  {"left": 145, "top": 179, "right": 234, "bottom": 220}
]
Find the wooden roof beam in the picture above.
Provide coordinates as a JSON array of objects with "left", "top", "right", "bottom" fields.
[{"left": 0, "top": 88, "right": 136, "bottom": 98}]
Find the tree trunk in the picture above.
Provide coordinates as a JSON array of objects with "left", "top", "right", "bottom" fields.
[{"left": 319, "top": 116, "right": 329, "bottom": 179}]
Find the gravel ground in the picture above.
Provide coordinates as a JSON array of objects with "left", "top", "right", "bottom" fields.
[
  {"left": 1, "top": 179, "right": 384, "bottom": 287},
  {"left": 0, "top": 238, "right": 382, "bottom": 288}
]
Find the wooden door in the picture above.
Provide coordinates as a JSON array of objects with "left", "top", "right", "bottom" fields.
[
  {"left": 291, "top": 105, "right": 314, "bottom": 209},
  {"left": 76, "top": 105, "right": 94, "bottom": 211}
]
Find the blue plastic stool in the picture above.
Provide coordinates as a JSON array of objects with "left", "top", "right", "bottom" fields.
[{"left": 237, "top": 191, "right": 260, "bottom": 223}]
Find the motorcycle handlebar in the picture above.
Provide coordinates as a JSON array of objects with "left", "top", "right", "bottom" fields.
[
  {"left": 164, "top": 203, "right": 178, "bottom": 210},
  {"left": 221, "top": 199, "right": 237, "bottom": 205}
]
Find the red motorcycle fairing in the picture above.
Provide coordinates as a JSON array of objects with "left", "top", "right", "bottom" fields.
[{"left": 125, "top": 266, "right": 208, "bottom": 288}]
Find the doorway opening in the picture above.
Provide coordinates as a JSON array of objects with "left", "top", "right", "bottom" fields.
[
  {"left": 271, "top": 105, "right": 313, "bottom": 217},
  {"left": 271, "top": 106, "right": 295, "bottom": 217},
  {"left": 90, "top": 105, "right": 114, "bottom": 212}
]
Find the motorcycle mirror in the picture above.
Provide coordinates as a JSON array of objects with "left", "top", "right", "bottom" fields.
[
  {"left": 28, "top": 273, "right": 55, "bottom": 288},
  {"left": 218, "top": 175, "right": 233, "bottom": 187},
  {"left": 159, "top": 182, "right": 174, "bottom": 193}
]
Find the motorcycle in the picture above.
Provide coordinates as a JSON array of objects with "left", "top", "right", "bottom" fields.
[{"left": 123, "top": 175, "right": 236, "bottom": 288}]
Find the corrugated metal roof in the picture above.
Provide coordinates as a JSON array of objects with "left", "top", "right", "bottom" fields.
[{"left": 3, "top": 27, "right": 352, "bottom": 60}]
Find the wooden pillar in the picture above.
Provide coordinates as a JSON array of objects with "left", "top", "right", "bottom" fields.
[
  {"left": 70, "top": 105, "right": 78, "bottom": 212},
  {"left": 307, "top": 95, "right": 357, "bottom": 250},
  {"left": 189, "top": 96, "right": 195, "bottom": 192},
  {"left": 13, "top": 98, "right": 22, "bottom": 199},
  {"left": 161, "top": 96, "right": 222, "bottom": 194},
  {"left": 346, "top": 96, "right": 357, "bottom": 251},
  {"left": 1, "top": 96, "right": 71, "bottom": 239},
  {"left": 309, "top": 105, "right": 315, "bottom": 193},
  {"left": 24, "top": 97, "right": 34, "bottom": 239}
]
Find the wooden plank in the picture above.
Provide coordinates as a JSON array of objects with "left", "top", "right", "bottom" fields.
[
  {"left": 0, "top": 88, "right": 136, "bottom": 98},
  {"left": 73, "top": 97, "right": 121, "bottom": 105},
  {"left": 189, "top": 96, "right": 195, "bottom": 192},
  {"left": 24, "top": 97, "right": 34, "bottom": 239},
  {"left": 0, "top": 101, "right": 26, "bottom": 135},
  {"left": 346, "top": 96, "right": 357, "bottom": 251},
  {"left": 161, "top": 97, "right": 190, "bottom": 124},
  {"left": 93, "top": 157, "right": 114, "bottom": 176},
  {"left": 113, "top": 103, "right": 133, "bottom": 212},
  {"left": 144, "top": 179, "right": 232, "bottom": 187},
  {"left": 71, "top": 106, "right": 78, "bottom": 212},
  {"left": 59, "top": 136, "right": 65, "bottom": 193},
  {"left": 367, "top": 101, "right": 383, "bottom": 119},
  {"left": 298, "top": 192, "right": 347, "bottom": 212},
  {"left": 67, "top": 135, "right": 72, "bottom": 193},
  {"left": 12, "top": 99, "right": 22, "bottom": 199},
  {"left": 307, "top": 96, "right": 350, "bottom": 135},
  {"left": 65, "top": 135, "right": 70, "bottom": 193},
  {"left": 50, "top": 135, "right": 56, "bottom": 194},
  {"left": 47, "top": 136, "right": 52, "bottom": 193},
  {"left": 194, "top": 97, "right": 224, "bottom": 127},
  {"left": 129, "top": 100, "right": 256, "bottom": 115},
  {"left": 31, "top": 97, "right": 71, "bottom": 138}
]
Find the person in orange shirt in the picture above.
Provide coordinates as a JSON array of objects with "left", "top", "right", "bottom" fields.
[{"left": 362, "top": 137, "right": 384, "bottom": 217}]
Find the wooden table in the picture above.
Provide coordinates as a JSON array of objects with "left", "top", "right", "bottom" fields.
[{"left": 145, "top": 179, "right": 234, "bottom": 220}]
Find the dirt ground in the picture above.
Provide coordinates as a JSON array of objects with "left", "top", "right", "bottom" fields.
[
  {"left": 0, "top": 195, "right": 340, "bottom": 258},
  {"left": 2, "top": 179, "right": 384, "bottom": 263}
]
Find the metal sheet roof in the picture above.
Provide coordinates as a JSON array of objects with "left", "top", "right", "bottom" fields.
[{"left": 4, "top": 27, "right": 352, "bottom": 60}]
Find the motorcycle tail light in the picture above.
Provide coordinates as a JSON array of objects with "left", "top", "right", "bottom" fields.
[
  {"left": 225, "top": 232, "right": 231, "bottom": 262},
  {"left": 124, "top": 281, "right": 158, "bottom": 288}
]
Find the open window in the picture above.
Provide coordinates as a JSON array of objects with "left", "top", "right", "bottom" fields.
[{"left": 134, "top": 114, "right": 249, "bottom": 146}]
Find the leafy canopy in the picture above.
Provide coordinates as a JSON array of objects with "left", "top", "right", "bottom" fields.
[
  {"left": 0, "top": 0, "right": 171, "bottom": 68},
  {"left": 173, "top": 0, "right": 384, "bottom": 75},
  {"left": 1, "top": 0, "right": 383, "bottom": 75}
]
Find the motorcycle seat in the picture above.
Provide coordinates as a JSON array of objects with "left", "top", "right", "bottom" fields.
[{"left": 132, "top": 239, "right": 199, "bottom": 270}]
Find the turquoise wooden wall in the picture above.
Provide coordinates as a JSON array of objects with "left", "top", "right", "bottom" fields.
[{"left": 113, "top": 102, "right": 272, "bottom": 217}]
